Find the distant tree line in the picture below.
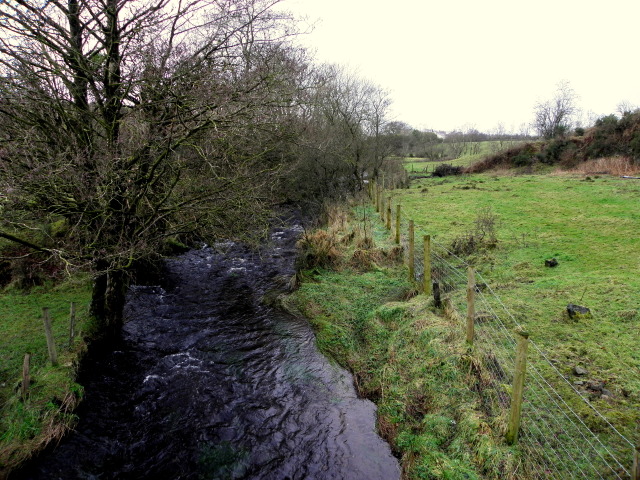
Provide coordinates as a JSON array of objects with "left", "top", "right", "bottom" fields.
[{"left": 381, "top": 122, "right": 533, "bottom": 160}]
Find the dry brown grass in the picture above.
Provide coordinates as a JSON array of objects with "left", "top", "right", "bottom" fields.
[
  {"left": 356, "top": 235, "right": 374, "bottom": 250},
  {"left": 296, "top": 230, "right": 341, "bottom": 270},
  {"left": 349, "top": 248, "right": 380, "bottom": 271},
  {"left": 559, "top": 156, "right": 640, "bottom": 176},
  {"left": 322, "top": 202, "right": 349, "bottom": 232}
]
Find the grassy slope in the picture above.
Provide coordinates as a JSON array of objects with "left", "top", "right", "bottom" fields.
[
  {"left": 0, "top": 276, "right": 93, "bottom": 474},
  {"left": 288, "top": 209, "right": 517, "bottom": 479}
]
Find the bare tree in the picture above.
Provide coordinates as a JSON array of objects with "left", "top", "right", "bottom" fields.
[
  {"left": 0, "top": 0, "right": 300, "bottom": 328},
  {"left": 616, "top": 100, "right": 637, "bottom": 117},
  {"left": 533, "top": 81, "right": 578, "bottom": 139}
]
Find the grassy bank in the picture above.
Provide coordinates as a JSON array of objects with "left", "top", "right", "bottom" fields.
[
  {"left": 287, "top": 205, "right": 518, "bottom": 479},
  {"left": 0, "top": 276, "right": 93, "bottom": 475}
]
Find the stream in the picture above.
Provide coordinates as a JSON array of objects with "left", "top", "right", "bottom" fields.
[{"left": 13, "top": 215, "right": 400, "bottom": 479}]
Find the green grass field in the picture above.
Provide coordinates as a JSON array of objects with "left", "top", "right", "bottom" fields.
[
  {"left": 0, "top": 276, "right": 93, "bottom": 473},
  {"left": 388, "top": 172, "right": 640, "bottom": 475},
  {"left": 391, "top": 174, "right": 639, "bottom": 373}
]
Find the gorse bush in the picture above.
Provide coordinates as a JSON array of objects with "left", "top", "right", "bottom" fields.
[{"left": 432, "top": 164, "right": 463, "bottom": 177}]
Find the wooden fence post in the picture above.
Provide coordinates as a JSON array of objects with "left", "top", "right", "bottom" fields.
[
  {"left": 395, "top": 205, "right": 401, "bottom": 244},
  {"left": 42, "top": 307, "right": 58, "bottom": 366},
  {"left": 69, "top": 302, "right": 76, "bottom": 348},
  {"left": 386, "top": 196, "right": 392, "bottom": 230},
  {"left": 633, "top": 445, "right": 640, "bottom": 480},
  {"left": 466, "top": 267, "right": 475, "bottom": 345},
  {"left": 408, "top": 220, "right": 415, "bottom": 282},
  {"left": 423, "top": 235, "right": 431, "bottom": 295},
  {"left": 21, "top": 353, "right": 30, "bottom": 401},
  {"left": 506, "top": 331, "right": 529, "bottom": 445},
  {"left": 375, "top": 183, "right": 380, "bottom": 212}
]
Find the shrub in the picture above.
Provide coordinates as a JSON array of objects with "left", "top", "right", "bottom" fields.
[
  {"left": 513, "top": 151, "right": 534, "bottom": 167},
  {"left": 450, "top": 207, "right": 498, "bottom": 256},
  {"left": 432, "top": 164, "right": 462, "bottom": 177},
  {"left": 595, "top": 114, "right": 619, "bottom": 129},
  {"left": 295, "top": 230, "right": 340, "bottom": 270},
  {"left": 466, "top": 142, "right": 541, "bottom": 173},
  {"left": 542, "top": 139, "right": 570, "bottom": 164},
  {"left": 629, "top": 132, "right": 640, "bottom": 160}
]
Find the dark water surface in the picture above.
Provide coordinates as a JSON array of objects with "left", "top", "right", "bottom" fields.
[{"left": 13, "top": 218, "right": 400, "bottom": 480}]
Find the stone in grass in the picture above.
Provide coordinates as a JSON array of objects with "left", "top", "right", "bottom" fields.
[
  {"left": 573, "top": 366, "right": 589, "bottom": 376},
  {"left": 566, "top": 303, "right": 591, "bottom": 320},
  {"left": 586, "top": 380, "right": 604, "bottom": 392},
  {"left": 545, "top": 258, "right": 559, "bottom": 267}
]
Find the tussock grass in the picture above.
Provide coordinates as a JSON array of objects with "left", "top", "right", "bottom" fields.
[{"left": 560, "top": 156, "right": 640, "bottom": 176}]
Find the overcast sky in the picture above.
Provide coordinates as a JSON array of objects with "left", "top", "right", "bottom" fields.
[{"left": 283, "top": 0, "right": 640, "bottom": 133}]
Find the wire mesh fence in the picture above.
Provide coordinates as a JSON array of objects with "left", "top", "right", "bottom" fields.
[{"left": 367, "top": 185, "right": 637, "bottom": 479}]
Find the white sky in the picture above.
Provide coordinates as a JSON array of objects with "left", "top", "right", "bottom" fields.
[{"left": 283, "top": 0, "right": 640, "bottom": 133}]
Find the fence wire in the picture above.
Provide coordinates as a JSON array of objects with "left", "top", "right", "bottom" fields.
[{"left": 370, "top": 192, "right": 636, "bottom": 479}]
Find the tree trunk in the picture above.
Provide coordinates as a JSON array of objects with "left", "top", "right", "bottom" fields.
[
  {"left": 90, "top": 259, "right": 127, "bottom": 335},
  {"left": 104, "top": 270, "right": 127, "bottom": 331}
]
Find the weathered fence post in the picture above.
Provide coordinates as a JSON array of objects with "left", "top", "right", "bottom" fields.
[
  {"left": 466, "top": 267, "right": 475, "bottom": 345},
  {"left": 21, "top": 353, "right": 30, "bottom": 401},
  {"left": 380, "top": 195, "right": 385, "bottom": 223},
  {"left": 506, "top": 331, "right": 529, "bottom": 445},
  {"left": 395, "top": 205, "right": 401, "bottom": 244},
  {"left": 423, "top": 235, "right": 431, "bottom": 295},
  {"left": 69, "top": 301, "right": 76, "bottom": 348},
  {"left": 375, "top": 183, "right": 381, "bottom": 212},
  {"left": 408, "top": 220, "right": 415, "bottom": 282},
  {"left": 633, "top": 445, "right": 640, "bottom": 480},
  {"left": 42, "top": 307, "right": 58, "bottom": 366},
  {"left": 386, "top": 196, "right": 392, "bottom": 230}
]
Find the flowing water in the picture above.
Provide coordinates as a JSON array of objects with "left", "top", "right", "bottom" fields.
[{"left": 13, "top": 217, "right": 400, "bottom": 480}]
